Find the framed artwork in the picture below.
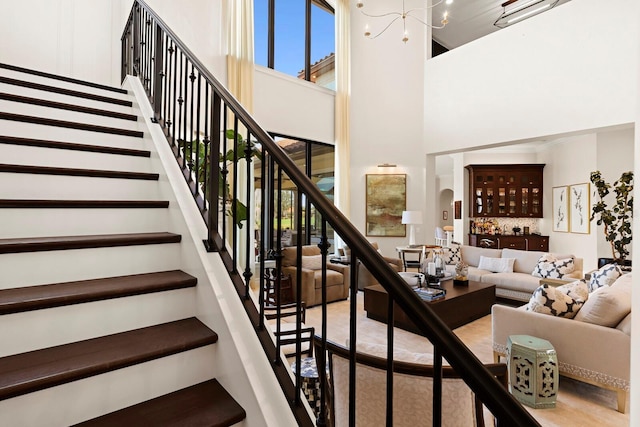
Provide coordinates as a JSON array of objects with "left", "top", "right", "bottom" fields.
[
  {"left": 454, "top": 200, "right": 462, "bottom": 219},
  {"left": 365, "top": 174, "right": 406, "bottom": 237},
  {"left": 552, "top": 186, "right": 569, "bottom": 232},
  {"left": 443, "top": 210, "right": 448, "bottom": 220},
  {"left": 569, "top": 183, "right": 590, "bottom": 234}
]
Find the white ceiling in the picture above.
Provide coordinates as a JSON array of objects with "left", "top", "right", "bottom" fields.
[{"left": 431, "top": 0, "right": 572, "bottom": 50}]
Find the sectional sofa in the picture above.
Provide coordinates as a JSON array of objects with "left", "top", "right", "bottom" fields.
[{"left": 442, "top": 245, "right": 583, "bottom": 302}]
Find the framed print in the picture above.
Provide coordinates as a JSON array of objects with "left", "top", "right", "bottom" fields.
[
  {"left": 569, "top": 183, "right": 590, "bottom": 234},
  {"left": 443, "top": 211, "right": 448, "bottom": 220},
  {"left": 552, "top": 186, "right": 569, "bottom": 232},
  {"left": 365, "top": 174, "right": 406, "bottom": 237}
]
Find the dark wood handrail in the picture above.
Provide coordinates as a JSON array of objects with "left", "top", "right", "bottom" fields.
[{"left": 121, "top": 2, "right": 540, "bottom": 425}]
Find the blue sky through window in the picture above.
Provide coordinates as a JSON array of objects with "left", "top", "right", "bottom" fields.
[{"left": 254, "top": 0, "right": 335, "bottom": 78}]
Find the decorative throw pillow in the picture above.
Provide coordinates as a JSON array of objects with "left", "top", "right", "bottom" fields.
[
  {"left": 301, "top": 254, "right": 323, "bottom": 270},
  {"left": 574, "top": 285, "right": 631, "bottom": 327},
  {"left": 588, "top": 263, "right": 622, "bottom": 292},
  {"left": 477, "top": 256, "right": 515, "bottom": 273},
  {"left": 442, "top": 243, "right": 461, "bottom": 265},
  {"left": 526, "top": 282, "right": 587, "bottom": 318},
  {"left": 531, "top": 254, "right": 575, "bottom": 279}
]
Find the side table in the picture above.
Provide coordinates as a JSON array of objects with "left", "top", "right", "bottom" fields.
[{"left": 507, "top": 334, "right": 558, "bottom": 409}]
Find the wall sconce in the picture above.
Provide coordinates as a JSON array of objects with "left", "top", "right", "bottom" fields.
[{"left": 377, "top": 163, "right": 397, "bottom": 168}]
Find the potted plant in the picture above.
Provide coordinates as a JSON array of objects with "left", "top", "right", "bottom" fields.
[{"left": 590, "top": 170, "right": 633, "bottom": 266}]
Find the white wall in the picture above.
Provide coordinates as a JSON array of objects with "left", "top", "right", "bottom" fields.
[
  {"left": 253, "top": 67, "right": 335, "bottom": 144},
  {"left": 424, "top": 0, "right": 638, "bottom": 153},
  {"left": 348, "top": 0, "right": 429, "bottom": 257}
]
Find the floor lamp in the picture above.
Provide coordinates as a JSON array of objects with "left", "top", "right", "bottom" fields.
[{"left": 402, "top": 211, "right": 423, "bottom": 247}]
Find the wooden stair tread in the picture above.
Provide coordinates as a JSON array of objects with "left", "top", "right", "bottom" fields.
[
  {"left": 0, "top": 270, "right": 196, "bottom": 315},
  {"left": 0, "top": 76, "right": 131, "bottom": 106},
  {"left": 0, "top": 318, "right": 218, "bottom": 401},
  {"left": 0, "top": 232, "right": 181, "bottom": 254},
  {"left": 74, "top": 379, "right": 246, "bottom": 427},
  {"left": 0, "top": 112, "right": 143, "bottom": 137},
  {"left": 0, "top": 63, "right": 128, "bottom": 94},
  {"left": 0, "top": 135, "right": 150, "bottom": 157},
  {"left": 0, "top": 163, "right": 158, "bottom": 180},
  {"left": 0, "top": 92, "right": 138, "bottom": 121},
  {"left": 0, "top": 199, "right": 168, "bottom": 208}
]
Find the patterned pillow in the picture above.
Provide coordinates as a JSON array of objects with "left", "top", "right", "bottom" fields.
[
  {"left": 588, "top": 263, "right": 622, "bottom": 292},
  {"left": 526, "top": 281, "right": 588, "bottom": 318},
  {"left": 531, "top": 254, "right": 575, "bottom": 279},
  {"left": 442, "top": 243, "right": 461, "bottom": 265}
]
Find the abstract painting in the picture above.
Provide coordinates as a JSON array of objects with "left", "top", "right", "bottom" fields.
[
  {"left": 569, "top": 183, "right": 590, "bottom": 234},
  {"left": 366, "top": 174, "right": 406, "bottom": 237}
]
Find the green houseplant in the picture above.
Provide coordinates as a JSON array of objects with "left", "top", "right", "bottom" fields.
[{"left": 590, "top": 170, "right": 634, "bottom": 263}]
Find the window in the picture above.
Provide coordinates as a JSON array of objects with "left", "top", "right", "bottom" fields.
[{"left": 254, "top": 0, "right": 335, "bottom": 89}]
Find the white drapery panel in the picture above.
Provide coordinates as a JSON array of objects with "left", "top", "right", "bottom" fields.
[
  {"left": 226, "top": 0, "right": 254, "bottom": 113},
  {"left": 334, "top": 0, "right": 351, "bottom": 219}
]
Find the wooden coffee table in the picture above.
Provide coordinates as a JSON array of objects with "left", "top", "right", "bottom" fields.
[{"left": 363, "top": 280, "right": 496, "bottom": 332}]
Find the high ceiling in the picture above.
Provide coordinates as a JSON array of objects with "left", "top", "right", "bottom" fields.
[{"left": 430, "top": 0, "right": 572, "bottom": 50}]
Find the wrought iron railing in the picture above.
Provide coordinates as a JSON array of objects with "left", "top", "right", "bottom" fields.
[{"left": 121, "top": 2, "right": 540, "bottom": 426}]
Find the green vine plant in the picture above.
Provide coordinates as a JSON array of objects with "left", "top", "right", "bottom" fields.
[
  {"left": 178, "top": 129, "right": 261, "bottom": 229},
  {"left": 590, "top": 170, "right": 634, "bottom": 261}
]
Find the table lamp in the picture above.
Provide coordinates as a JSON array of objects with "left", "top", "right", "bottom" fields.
[{"left": 401, "top": 210, "right": 423, "bottom": 247}]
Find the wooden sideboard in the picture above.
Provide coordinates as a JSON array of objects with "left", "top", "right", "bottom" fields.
[{"left": 468, "top": 234, "right": 549, "bottom": 252}]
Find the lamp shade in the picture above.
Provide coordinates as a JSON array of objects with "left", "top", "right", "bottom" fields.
[{"left": 401, "top": 211, "right": 423, "bottom": 225}]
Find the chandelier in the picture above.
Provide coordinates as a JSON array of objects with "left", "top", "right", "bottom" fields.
[{"left": 357, "top": 0, "right": 453, "bottom": 43}]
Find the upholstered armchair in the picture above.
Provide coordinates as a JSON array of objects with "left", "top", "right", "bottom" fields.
[
  {"left": 281, "top": 245, "right": 350, "bottom": 307},
  {"left": 356, "top": 242, "right": 403, "bottom": 290},
  {"left": 317, "top": 339, "right": 508, "bottom": 427}
]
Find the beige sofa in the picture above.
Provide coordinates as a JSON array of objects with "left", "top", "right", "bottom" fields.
[
  {"left": 492, "top": 273, "right": 632, "bottom": 412},
  {"left": 443, "top": 245, "right": 583, "bottom": 302}
]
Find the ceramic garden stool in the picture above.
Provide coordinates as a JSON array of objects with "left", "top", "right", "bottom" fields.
[{"left": 507, "top": 334, "right": 558, "bottom": 409}]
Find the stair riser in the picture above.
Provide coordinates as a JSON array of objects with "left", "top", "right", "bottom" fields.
[
  {"left": 0, "top": 244, "right": 182, "bottom": 289},
  {"left": 0, "top": 143, "right": 153, "bottom": 173},
  {"left": 0, "top": 68, "right": 131, "bottom": 103},
  {"left": 0, "top": 173, "right": 162, "bottom": 200},
  {"left": 0, "top": 208, "right": 170, "bottom": 238},
  {"left": 0, "top": 345, "right": 216, "bottom": 427},
  {"left": 0, "top": 80, "right": 134, "bottom": 115},
  {"left": 0, "top": 288, "right": 196, "bottom": 357},
  {"left": 0, "top": 100, "right": 142, "bottom": 132},
  {"left": 0, "top": 119, "right": 147, "bottom": 149}
]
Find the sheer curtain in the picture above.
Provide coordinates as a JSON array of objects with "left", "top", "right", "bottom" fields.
[
  {"left": 334, "top": 0, "right": 351, "bottom": 219},
  {"left": 226, "top": 0, "right": 254, "bottom": 113}
]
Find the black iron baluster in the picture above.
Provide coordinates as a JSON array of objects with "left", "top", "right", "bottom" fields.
[
  {"left": 317, "top": 218, "right": 328, "bottom": 427},
  {"left": 243, "top": 132, "right": 254, "bottom": 298},
  {"left": 206, "top": 90, "right": 221, "bottom": 251},
  {"left": 181, "top": 57, "right": 189, "bottom": 170},
  {"left": 348, "top": 253, "right": 358, "bottom": 427},
  {"left": 258, "top": 147, "right": 267, "bottom": 328},
  {"left": 162, "top": 34, "right": 170, "bottom": 128},
  {"left": 220, "top": 106, "right": 228, "bottom": 250},
  {"left": 202, "top": 84, "right": 210, "bottom": 212},
  {"left": 273, "top": 165, "right": 284, "bottom": 363},
  {"left": 188, "top": 65, "right": 196, "bottom": 181},
  {"left": 293, "top": 189, "right": 303, "bottom": 407},
  {"left": 132, "top": 5, "right": 140, "bottom": 76},
  {"left": 386, "top": 290, "right": 395, "bottom": 427},
  {"left": 176, "top": 52, "right": 183, "bottom": 154},
  {"left": 152, "top": 22, "right": 164, "bottom": 122},
  {"left": 231, "top": 117, "right": 239, "bottom": 271},
  {"left": 194, "top": 73, "right": 202, "bottom": 197},
  {"left": 433, "top": 347, "right": 443, "bottom": 427}
]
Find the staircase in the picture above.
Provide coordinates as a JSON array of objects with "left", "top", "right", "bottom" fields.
[{"left": 0, "top": 64, "right": 246, "bottom": 426}]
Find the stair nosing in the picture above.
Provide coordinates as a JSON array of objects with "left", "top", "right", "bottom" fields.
[
  {"left": 0, "top": 164, "right": 159, "bottom": 181},
  {"left": 73, "top": 379, "right": 246, "bottom": 427},
  {"left": 0, "top": 76, "right": 131, "bottom": 106},
  {"left": 0, "top": 135, "right": 150, "bottom": 157},
  {"left": 0, "top": 112, "right": 143, "bottom": 138},
  {"left": 0, "top": 318, "right": 217, "bottom": 401},
  {"left": 0, "top": 199, "right": 169, "bottom": 209},
  {"left": 0, "top": 92, "right": 138, "bottom": 122},
  {"left": 0, "top": 270, "right": 197, "bottom": 315},
  {"left": 0, "top": 63, "right": 128, "bottom": 95},
  {"left": 0, "top": 232, "right": 181, "bottom": 254}
]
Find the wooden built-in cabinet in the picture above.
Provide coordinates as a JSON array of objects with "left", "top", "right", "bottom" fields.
[
  {"left": 466, "top": 164, "right": 545, "bottom": 218},
  {"left": 468, "top": 234, "right": 549, "bottom": 252}
]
